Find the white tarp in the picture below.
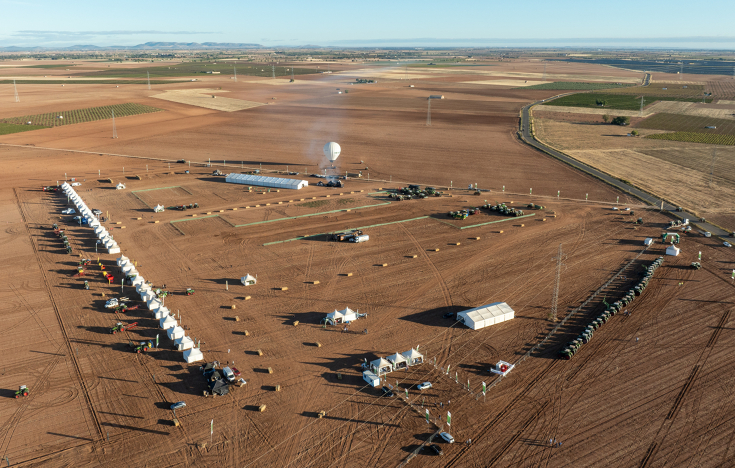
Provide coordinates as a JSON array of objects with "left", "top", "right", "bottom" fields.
[
  {"left": 241, "top": 274, "right": 257, "bottom": 286},
  {"left": 457, "top": 302, "right": 515, "bottom": 330},
  {"left": 226, "top": 173, "right": 308, "bottom": 190},
  {"left": 167, "top": 326, "right": 185, "bottom": 340},
  {"left": 175, "top": 335, "right": 194, "bottom": 351},
  {"left": 183, "top": 347, "right": 203, "bottom": 363},
  {"left": 160, "top": 315, "right": 177, "bottom": 330}
]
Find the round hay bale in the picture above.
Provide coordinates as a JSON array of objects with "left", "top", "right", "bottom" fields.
[
  {"left": 235, "top": 316, "right": 240, "bottom": 322},
  {"left": 231, "top": 305, "right": 236, "bottom": 309},
  {"left": 316, "top": 342, "right": 322, "bottom": 348}
]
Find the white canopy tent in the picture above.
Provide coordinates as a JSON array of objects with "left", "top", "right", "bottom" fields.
[
  {"left": 386, "top": 353, "right": 408, "bottom": 370},
  {"left": 401, "top": 348, "right": 424, "bottom": 366},
  {"left": 132, "top": 276, "right": 145, "bottom": 288},
  {"left": 154, "top": 204, "right": 165, "bottom": 213},
  {"left": 370, "top": 357, "right": 393, "bottom": 376},
  {"left": 107, "top": 244, "right": 120, "bottom": 254},
  {"left": 226, "top": 173, "right": 308, "bottom": 190},
  {"left": 160, "top": 315, "right": 177, "bottom": 330},
  {"left": 457, "top": 302, "right": 515, "bottom": 330},
  {"left": 183, "top": 347, "right": 203, "bottom": 363},
  {"left": 324, "top": 310, "right": 344, "bottom": 325},
  {"left": 337, "top": 307, "right": 358, "bottom": 322},
  {"left": 167, "top": 326, "right": 185, "bottom": 340},
  {"left": 147, "top": 297, "right": 162, "bottom": 311},
  {"left": 666, "top": 245, "right": 680, "bottom": 256},
  {"left": 241, "top": 274, "right": 257, "bottom": 286},
  {"left": 175, "top": 335, "right": 194, "bottom": 351},
  {"left": 153, "top": 306, "right": 170, "bottom": 320}
]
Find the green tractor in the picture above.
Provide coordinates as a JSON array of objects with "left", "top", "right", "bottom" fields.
[
  {"left": 129, "top": 340, "right": 153, "bottom": 353},
  {"left": 186, "top": 288, "right": 195, "bottom": 296},
  {"left": 15, "top": 385, "right": 29, "bottom": 398},
  {"left": 691, "top": 262, "right": 702, "bottom": 270},
  {"left": 84, "top": 280, "right": 89, "bottom": 290}
]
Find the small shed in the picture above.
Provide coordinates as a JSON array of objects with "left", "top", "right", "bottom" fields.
[
  {"left": 457, "top": 302, "right": 515, "bottom": 330},
  {"left": 175, "top": 335, "right": 194, "bottom": 351},
  {"left": 183, "top": 347, "right": 204, "bottom": 363},
  {"left": 241, "top": 274, "right": 257, "bottom": 286},
  {"left": 386, "top": 353, "right": 408, "bottom": 370},
  {"left": 362, "top": 370, "right": 380, "bottom": 387},
  {"left": 370, "top": 357, "right": 393, "bottom": 376},
  {"left": 644, "top": 238, "right": 654, "bottom": 246},
  {"left": 401, "top": 348, "right": 424, "bottom": 366}
]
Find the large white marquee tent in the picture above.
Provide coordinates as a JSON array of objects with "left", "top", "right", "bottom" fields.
[
  {"left": 226, "top": 173, "right": 308, "bottom": 190},
  {"left": 457, "top": 302, "right": 515, "bottom": 330}
]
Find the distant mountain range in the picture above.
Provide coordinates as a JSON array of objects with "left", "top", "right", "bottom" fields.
[{"left": 0, "top": 42, "right": 263, "bottom": 52}]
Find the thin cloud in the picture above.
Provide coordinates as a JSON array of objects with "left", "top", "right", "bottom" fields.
[{"left": 12, "top": 30, "right": 216, "bottom": 38}]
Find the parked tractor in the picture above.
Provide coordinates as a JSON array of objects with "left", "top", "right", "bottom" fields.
[
  {"left": 84, "top": 280, "right": 89, "bottom": 290},
  {"left": 129, "top": 340, "right": 153, "bottom": 353},
  {"left": 111, "top": 322, "right": 138, "bottom": 334},
  {"left": 691, "top": 262, "right": 702, "bottom": 270},
  {"left": 15, "top": 385, "right": 29, "bottom": 398},
  {"left": 186, "top": 288, "right": 195, "bottom": 296}
]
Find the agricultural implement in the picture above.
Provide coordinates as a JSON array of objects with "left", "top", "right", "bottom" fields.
[
  {"left": 78, "top": 259, "right": 91, "bottom": 266},
  {"left": 175, "top": 205, "right": 188, "bottom": 211},
  {"left": 14, "top": 385, "right": 29, "bottom": 398},
  {"left": 84, "top": 280, "right": 89, "bottom": 290},
  {"left": 129, "top": 340, "right": 153, "bottom": 353},
  {"left": 42, "top": 186, "right": 58, "bottom": 192},
  {"left": 186, "top": 288, "right": 195, "bottom": 296},
  {"left": 75, "top": 267, "right": 85, "bottom": 277},
  {"left": 115, "top": 303, "right": 139, "bottom": 313},
  {"left": 527, "top": 203, "right": 545, "bottom": 210},
  {"left": 104, "top": 272, "right": 114, "bottom": 284},
  {"left": 111, "top": 322, "right": 138, "bottom": 334}
]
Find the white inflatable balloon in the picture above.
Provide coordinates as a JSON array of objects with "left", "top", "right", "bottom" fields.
[{"left": 323, "top": 142, "right": 341, "bottom": 162}]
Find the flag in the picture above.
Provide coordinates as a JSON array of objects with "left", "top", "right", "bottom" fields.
[
  {"left": 210, "top": 419, "right": 214, "bottom": 435},
  {"left": 447, "top": 412, "right": 451, "bottom": 426},
  {"left": 425, "top": 409, "right": 429, "bottom": 423},
  {"left": 156, "top": 334, "right": 159, "bottom": 348},
  {"left": 405, "top": 389, "right": 409, "bottom": 398},
  {"left": 482, "top": 381, "right": 487, "bottom": 395}
]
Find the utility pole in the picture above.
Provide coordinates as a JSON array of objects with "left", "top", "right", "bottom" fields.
[
  {"left": 426, "top": 98, "right": 431, "bottom": 126},
  {"left": 112, "top": 110, "right": 118, "bottom": 139},
  {"left": 147, "top": 71, "right": 151, "bottom": 90},
  {"left": 551, "top": 244, "right": 564, "bottom": 322},
  {"left": 13, "top": 79, "right": 19, "bottom": 102}
]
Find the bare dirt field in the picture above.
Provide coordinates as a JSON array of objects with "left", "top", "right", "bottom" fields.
[{"left": 1, "top": 59, "right": 734, "bottom": 468}]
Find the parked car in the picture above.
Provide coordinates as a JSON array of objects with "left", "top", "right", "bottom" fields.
[
  {"left": 439, "top": 432, "right": 455, "bottom": 444},
  {"left": 170, "top": 401, "right": 186, "bottom": 410},
  {"left": 381, "top": 386, "right": 394, "bottom": 397},
  {"left": 724, "top": 242, "right": 732, "bottom": 248},
  {"left": 177, "top": 159, "right": 186, "bottom": 163},
  {"left": 222, "top": 367, "right": 236, "bottom": 382},
  {"left": 71, "top": 182, "right": 82, "bottom": 187},
  {"left": 61, "top": 208, "right": 76, "bottom": 214},
  {"left": 417, "top": 382, "right": 432, "bottom": 390},
  {"left": 92, "top": 209, "right": 102, "bottom": 216},
  {"left": 704, "top": 232, "right": 712, "bottom": 238},
  {"left": 428, "top": 444, "right": 443, "bottom": 456}
]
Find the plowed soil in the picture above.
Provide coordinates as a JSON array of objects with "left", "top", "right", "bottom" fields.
[{"left": 1, "top": 59, "right": 734, "bottom": 468}]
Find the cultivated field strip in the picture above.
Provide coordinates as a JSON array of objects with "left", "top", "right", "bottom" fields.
[{"left": 1, "top": 103, "right": 162, "bottom": 128}]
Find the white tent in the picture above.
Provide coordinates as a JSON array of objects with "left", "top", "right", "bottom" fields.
[
  {"left": 401, "top": 348, "right": 424, "bottom": 366},
  {"left": 370, "top": 357, "right": 393, "bottom": 375},
  {"left": 183, "top": 347, "right": 203, "bottom": 363},
  {"left": 141, "top": 290, "right": 156, "bottom": 302},
  {"left": 154, "top": 204, "right": 165, "bottom": 213},
  {"left": 324, "top": 310, "right": 344, "bottom": 325},
  {"left": 457, "top": 302, "right": 515, "bottom": 330},
  {"left": 666, "top": 245, "right": 680, "bottom": 256},
  {"left": 132, "top": 276, "right": 145, "bottom": 288},
  {"left": 241, "top": 274, "right": 257, "bottom": 286},
  {"left": 337, "top": 307, "right": 359, "bottom": 322},
  {"left": 116, "top": 183, "right": 126, "bottom": 190},
  {"left": 160, "top": 315, "right": 177, "bottom": 330},
  {"left": 107, "top": 244, "right": 120, "bottom": 254},
  {"left": 122, "top": 264, "right": 137, "bottom": 276},
  {"left": 153, "top": 306, "right": 170, "bottom": 320},
  {"left": 386, "top": 353, "right": 408, "bottom": 370},
  {"left": 147, "top": 297, "right": 162, "bottom": 311},
  {"left": 175, "top": 335, "right": 194, "bottom": 351},
  {"left": 167, "top": 326, "right": 185, "bottom": 340},
  {"left": 226, "top": 173, "right": 309, "bottom": 190}
]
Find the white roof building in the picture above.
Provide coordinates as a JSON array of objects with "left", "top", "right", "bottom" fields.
[
  {"left": 226, "top": 173, "right": 308, "bottom": 190},
  {"left": 457, "top": 302, "right": 515, "bottom": 330}
]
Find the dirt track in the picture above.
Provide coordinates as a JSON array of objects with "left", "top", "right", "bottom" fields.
[{"left": 1, "top": 59, "right": 734, "bottom": 468}]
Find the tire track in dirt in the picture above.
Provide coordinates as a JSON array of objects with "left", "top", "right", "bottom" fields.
[
  {"left": 13, "top": 188, "right": 104, "bottom": 441},
  {"left": 399, "top": 224, "right": 452, "bottom": 308}
]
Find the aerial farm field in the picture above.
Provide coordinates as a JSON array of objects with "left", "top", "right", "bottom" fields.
[{"left": 0, "top": 57, "right": 734, "bottom": 468}]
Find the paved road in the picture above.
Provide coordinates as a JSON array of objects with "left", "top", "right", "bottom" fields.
[{"left": 519, "top": 99, "right": 731, "bottom": 239}]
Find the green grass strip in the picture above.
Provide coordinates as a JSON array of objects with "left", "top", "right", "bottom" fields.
[
  {"left": 233, "top": 202, "right": 391, "bottom": 228},
  {"left": 458, "top": 213, "right": 535, "bottom": 229},
  {"left": 170, "top": 214, "right": 220, "bottom": 224}
]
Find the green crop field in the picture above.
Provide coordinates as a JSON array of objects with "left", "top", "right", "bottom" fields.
[
  {"left": 637, "top": 113, "right": 735, "bottom": 135},
  {"left": 518, "top": 82, "right": 633, "bottom": 90},
  {"left": 645, "top": 132, "right": 735, "bottom": 146},
  {"left": 76, "top": 62, "right": 316, "bottom": 79},
  {"left": 544, "top": 93, "right": 712, "bottom": 110},
  {"left": 605, "top": 83, "right": 706, "bottom": 98},
  {"left": 0, "top": 122, "right": 48, "bottom": 135},
  {"left": 0, "top": 103, "right": 162, "bottom": 127}
]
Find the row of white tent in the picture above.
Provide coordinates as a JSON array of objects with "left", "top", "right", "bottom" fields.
[
  {"left": 323, "top": 307, "right": 361, "bottom": 325},
  {"left": 225, "top": 173, "right": 309, "bottom": 190},
  {"left": 118, "top": 255, "right": 204, "bottom": 363},
  {"left": 369, "top": 348, "right": 424, "bottom": 376},
  {"left": 60, "top": 183, "right": 120, "bottom": 254}
]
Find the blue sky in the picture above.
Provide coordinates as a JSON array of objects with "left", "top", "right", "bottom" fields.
[{"left": 2, "top": 0, "right": 735, "bottom": 48}]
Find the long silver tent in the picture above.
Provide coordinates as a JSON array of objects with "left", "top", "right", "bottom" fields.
[{"left": 226, "top": 173, "right": 308, "bottom": 190}]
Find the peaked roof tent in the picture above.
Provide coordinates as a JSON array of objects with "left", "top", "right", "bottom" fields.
[
  {"left": 241, "top": 274, "right": 256, "bottom": 285},
  {"left": 401, "top": 348, "right": 424, "bottom": 365},
  {"left": 386, "top": 353, "right": 407, "bottom": 366},
  {"left": 226, "top": 173, "right": 309, "bottom": 190},
  {"left": 370, "top": 357, "right": 393, "bottom": 375},
  {"left": 457, "top": 302, "right": 515, "bottom": 330}
]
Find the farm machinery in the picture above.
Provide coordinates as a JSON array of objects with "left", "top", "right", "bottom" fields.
[
  {"left": 105, "top": 297, "right": 130, "bottom": 309},
  {"left": 485, "top": 203, "right": 525, "bottom": 217},
  {"left": 174, "top": 203, "right": 199, "bottom": 211},
  {"left": 332, "top": 230, "right": 364, "bottom": 242},
  {"left": 78, "top": 259, "right": 92, "bottom": 266},
  {"left": 448, "top": 210, "right": 468, "bottom": 220},
  {"left": 691, "top": 262, "right": 702, "bottom": 270},
  {"left": 186, "top": 288, "right": 195, "bottom": 296},
  {"left": 129, "top": 340, "right": 153, "bottom": 353},
  {"left": 316, "top": 179, "right": 343, "bottom": 188},
  {"left": 84, "top": 280, "right": 89, "bottom": 290},
  {"left": 110, "top": 322, "right": 138, "bottom": 334},
  {"left": 42, "top": 186, "right": 59, "bottom": 192},
  {"left": 527, "top": 203, "right": 545, "bottom": 210},
  {"left": 114, "top": 303, "right": 139, "bottom": 313},
  {"left": 14, "top": 385, "right": 29, "bottom": 398}
]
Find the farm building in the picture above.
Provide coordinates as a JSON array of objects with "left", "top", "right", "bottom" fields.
[
  {"left": 457, "top": 302, "right": 515, "bottom": 330},
  {"left": 401, "top": 348, "right": 424, "bottom": 366},
  {"left": 370, "top": 357, "right": 393, "bottom": 376},
  {"left": 225, "top": 173, "right": 308, "bottom": 190},
  {"left": 241, "top": 274, "right": 257, "bottom": 286}
]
